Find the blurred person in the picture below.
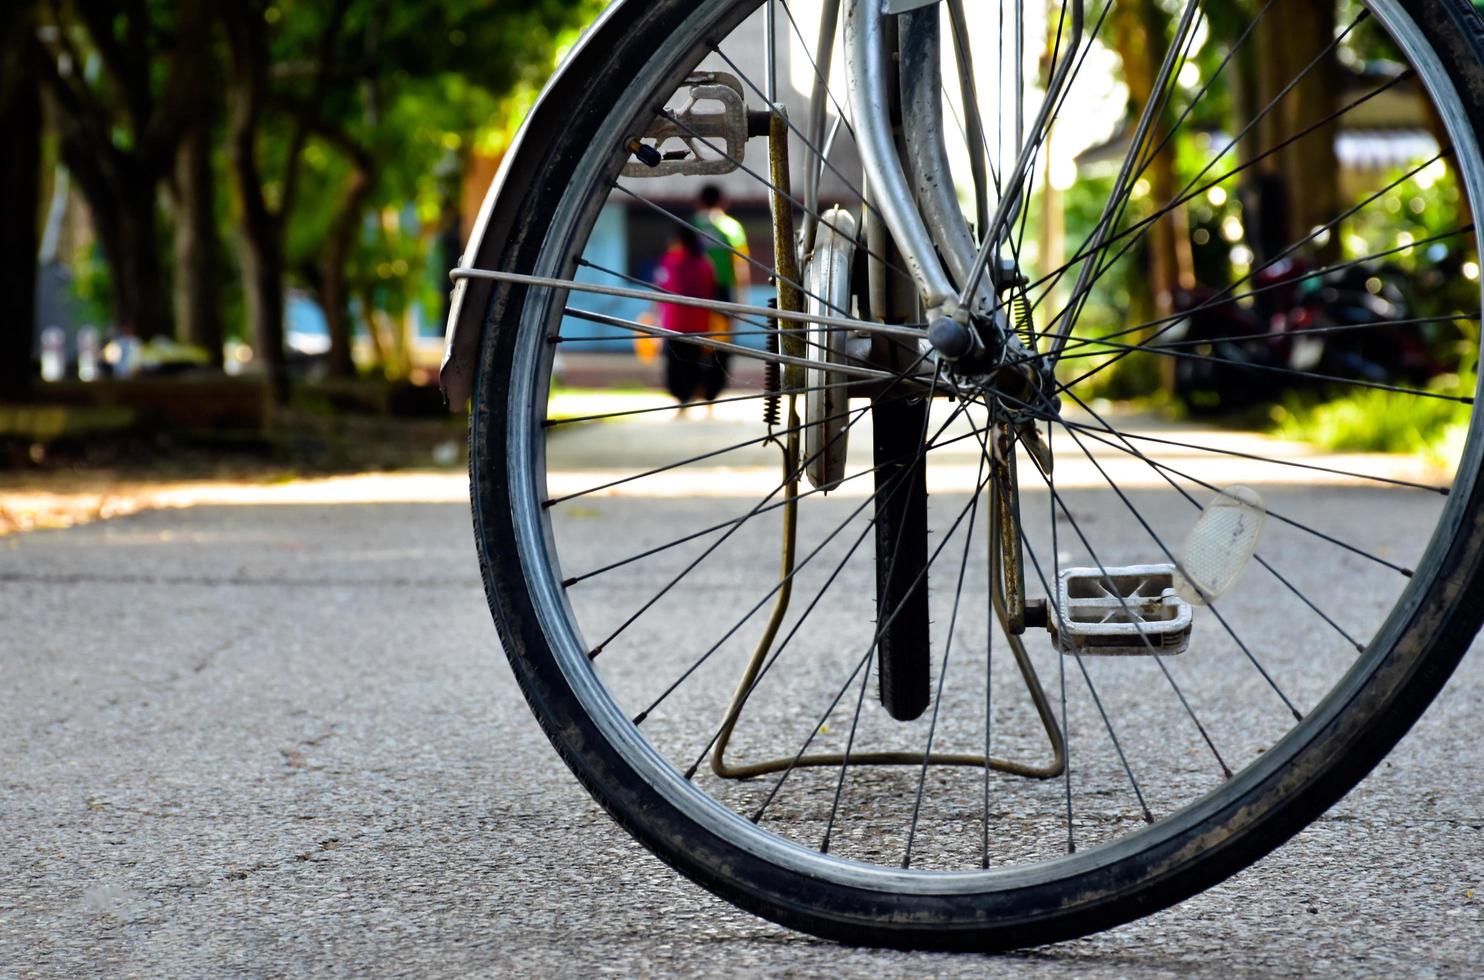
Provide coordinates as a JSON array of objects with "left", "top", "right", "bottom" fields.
[
  {"left": 690, "top": 184, "right": 750, "bottom": 402},
  {"left": 693, "top": 184, "right": 751, "bottom": 306},
  {"left": 654, "top": 225, "right": 719, "bottom": 415}
]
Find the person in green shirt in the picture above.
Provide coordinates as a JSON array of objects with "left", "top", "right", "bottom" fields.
[
  {"left": 688, "top": 184, "right": 751, "bottom": 403},
  {"left": 692, "top": 184, "right": 751, "bottom": 307}
]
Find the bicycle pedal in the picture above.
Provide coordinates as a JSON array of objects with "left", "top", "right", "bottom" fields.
[
  {"left": 621, "top": 72, "right": 749, "bottom": 179},
  {"left": 1049, "top": 564, "right": 1193, "bottom": 656}
]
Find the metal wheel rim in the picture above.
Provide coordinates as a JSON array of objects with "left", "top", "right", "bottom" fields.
[{"left": 485, "top": 0, "right": 1484, "bottom": 895}]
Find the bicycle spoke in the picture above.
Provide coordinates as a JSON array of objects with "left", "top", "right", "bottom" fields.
[
  {"left": 679, "top": 407, "right": 988, "bottom": 781},
  {"left": 655, "top": 108, "right": 913, "bottom": 288},
  {"left": 1125, "top": 0, "right": 1279, "bottom": 206},
  {"left": 588, "top": 352, "right": 932, "bottom": 656},
  {"left": 606, "top": 183, "right": 856, "bottom": 323},
  {"left": 1047, "top": 159, "right": 1464, "bottom": 392},
  {"left": 993, "top": 0, "right": 1117, "bottom": 294},
  {"left": 1013, "top": 411, "right": 1152, "bottom": 828},
  {"left": 1046, "top": 224, "right": 1473, "bottom": 367},
  {"left": 707, "top": 43, "right": 885, "bottom": 227},
  {"left": 1050, "top": 389, "right": 1378, "bottom": 656},
  {"left": 568, "top": 416, "right": 997, "bottom": 589},
  {"left": 545, "top": 377, "right": 856, "bottom": 428},
  {"left": 1059, "top": 0, "right": 1261, "bottom": 320},
  {"left": 1022, "top": 45, "right": 1407, "bottom": 330},
  {"left": 1048, "top": 418, "right": 1076, "bottom": 852},
  {"left": 564, "top": 306, "right": 925, "bottom": 386},
  {"left": 777, "top": 0, "right": 856, "bottom": 140},
  {"left": 1046, "top": 134, "right": 1445, "bottom": 364},
  {"left": 1055, "top": 418, "right": 1449, "bottom": 495},
  {"left": 1063, "top": 422, "right": 1417, "bottom": 578},
  {"left": 819, "top": 366, "right": 950, "bottom": 850},
  {"left": 1052, "top": 312, "right": 1478, "bottom": 363},
  {"left": 568, "top": 257, "right": 867, "bottom": 368},
  {"left": 1043, "top": 9, "right": 1372, "bottom": 330},
  {"left": 903, "top": 441, "right": 987, "bottom": 868},
  {"left": 545, "top": 404, "right": 853, "bottom": 509},
  {"left": 635, "top": 396, "right": 974, "bottom": 725},
  {"left": 1059, "top": 335, "right": 1474, "bottom": 406},
  {"left": 454, "top": 260, "right": 927, "bottom": 339},
  {"left": 1053, "top": 421, "right": 1280, "bottom": 757},
  {"left": 1056, "top": 0, "right": 1203, "bottom": 349},
  {"left": 755, "top": 456, "right": 991, "bottom": 826}
]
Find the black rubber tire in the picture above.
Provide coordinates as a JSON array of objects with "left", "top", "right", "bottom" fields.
[
  {"left": 468, "top": 0, "right": 1484, "bottom": 949},
  {"left": 871, "top": 392, "right": 933, "bottom": 721}
]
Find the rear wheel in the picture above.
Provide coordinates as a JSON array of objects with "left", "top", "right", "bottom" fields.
[{"left": 466, "top": 0, "right": 1484, "bottom": 948}]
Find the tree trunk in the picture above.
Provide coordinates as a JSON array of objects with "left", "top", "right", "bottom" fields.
[
  {"left": 103, "top": 163, "right": 173, "bottom": 340},
  {"left": 1110, "top": 0, "right": 1193, "bottom": 324},
  {"left": 225, "top": 3, "right": 287, "bottom": 392},
  {"left": 321, "top": 163, "right": 372, "bottom": 379},
  {"left": 361, "top": 283, "right": 391, "bottom": 371},
  {"left": 321, "top": 259, "right": 355, "bottom": 380},
  {"left": 32, "top": 1, "right": 215, "bottom": 345},
  {"left": 53, "top": 132, "right": 173, "bottom": 342},
  {"left": 238, "top": 208, "right": 286, "bottom": 388},
  {"left": 1252, "top": 0, "right": 1341, "bottom": 264},
  {"left": 0, "top": 7, "right": 41, "bottom": 398},
  {"left": 224, "top": 0, "right": 352, "bottom": 396},
  {"left": 172, "top": 100, "right": 223, "bottom": 363}
]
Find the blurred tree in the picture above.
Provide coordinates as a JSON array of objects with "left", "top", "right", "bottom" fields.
[
  {"left": 1249, "top": 0, "right": 1343, "bottom": 265},
  {"left": 222, "top": 0, "right": 351, "bottom": 388},
  {"left": 225, "top": 0, "right": 601, "bottom": 382},
  {"left": 1109, "top": 0, "right": 1195, "bottom": 328},
  {"left": 31, "top": 0, "right": 215, "bottom": 342},
  {"left": 1, "top": 1, "right": 41, "bottom": 396},
  {"left": 169, "top": 37, "right": 225, "bottom": 365}
]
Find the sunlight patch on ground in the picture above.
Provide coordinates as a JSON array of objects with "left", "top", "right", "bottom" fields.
[
  {"left": 0, "top": 472, "right": 471, "bottom": 537},
  {"left": 0, "top": 402, "right": 1453, "bottom": 536}
]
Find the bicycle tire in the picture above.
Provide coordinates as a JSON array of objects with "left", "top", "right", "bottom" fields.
[{"left": 464, "top": 0, "right": 1484, "bottom": 948}]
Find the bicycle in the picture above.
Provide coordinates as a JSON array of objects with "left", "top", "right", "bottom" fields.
[{"left": 442, "top": 0, "right": 1484, "bottom": 949}]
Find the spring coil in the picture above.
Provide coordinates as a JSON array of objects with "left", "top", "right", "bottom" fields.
[
  {"left": 1012, "top": 293, "right": 1037, "bottom": 350},
  {"left": 763, "top": 298, "right": 781, "bottom": 428}
]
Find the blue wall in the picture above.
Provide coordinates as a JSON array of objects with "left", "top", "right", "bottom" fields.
[{"left": 560, "top": 203, "right": 769, "bottom": 351}]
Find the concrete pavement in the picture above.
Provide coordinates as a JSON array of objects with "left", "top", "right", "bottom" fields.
[{"left": 2, "top": 413, "right": 1482, "bottom": 976}]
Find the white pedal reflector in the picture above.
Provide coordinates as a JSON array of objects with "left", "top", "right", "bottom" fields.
[{"left": 1176, "top": 486, "right": 1265, "bottom": 605}]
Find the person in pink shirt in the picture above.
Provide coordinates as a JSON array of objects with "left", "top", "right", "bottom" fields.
[{"left": 653, "top": 226, "right": 722, "bottom": 413}]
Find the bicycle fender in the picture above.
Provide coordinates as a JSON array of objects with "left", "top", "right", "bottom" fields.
[{"left": 440, "top": 1, "right": 648, "bottom": 410}]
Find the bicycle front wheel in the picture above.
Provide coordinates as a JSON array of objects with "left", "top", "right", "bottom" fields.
[{"left": 464, "top": 0, "right": 1484, "bottom": 948}]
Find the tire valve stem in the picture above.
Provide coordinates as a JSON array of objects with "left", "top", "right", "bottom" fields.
[{"left": 763, "top": 298, "right": 781, "bottom": 429}]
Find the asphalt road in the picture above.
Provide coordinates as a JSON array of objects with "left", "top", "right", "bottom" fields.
[{"left": 3, "top": 414, "right": 1482, "bottom": 976}]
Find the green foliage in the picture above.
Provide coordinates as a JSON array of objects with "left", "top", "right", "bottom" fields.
[
  {"left": 1270, "top": 308, "right": 1478, "bottom": 460},
  {"left": 1273, "top": 316, "right": 1478, "bottom": 461},
  {"left": 68, "top": 242, "right": 115, "bottom": 327},
  {"left": 41, "top": 0, "right": 605, "bottom": 368},
  {"left": 1347, "top": 161, "right": 1477, "bottom": 339},
  {"left": 1270, "top": 385, "right": 1470, "bottom": 464},
  {"left": 262, "top": 0, "right": 607, "bottom": 364}
]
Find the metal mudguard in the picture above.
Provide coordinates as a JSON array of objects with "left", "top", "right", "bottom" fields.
[{"left": 439, "top": 1, "right": 646, "bottom": 411}]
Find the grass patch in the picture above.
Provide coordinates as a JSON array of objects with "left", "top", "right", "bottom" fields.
[{"left": 1270, "top": 377, "right": 1472, "bottom": 466}]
